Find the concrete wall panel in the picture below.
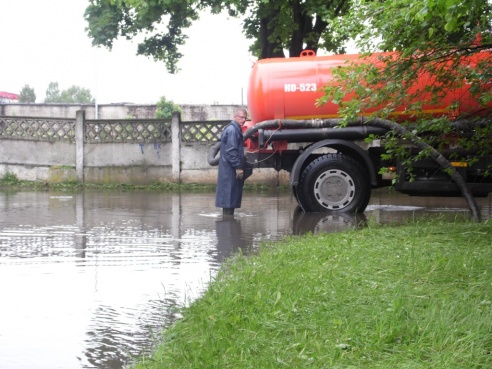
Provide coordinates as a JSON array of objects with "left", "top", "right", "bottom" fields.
[
  {"left": 1, "top": 103, "right": 242, "bottom": 121},
  {"left": 84, "top": 166, "right": 172, "bottom": 184},
  {"left": 84, "top": 142, "right": 171, "bottom": 167},
  {"left": 0, "top": 140, "right": 74, "bottom": 166}
]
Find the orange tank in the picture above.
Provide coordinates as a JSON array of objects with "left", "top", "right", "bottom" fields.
[{"left": 247, "top": 51, "right": 491, "bottom": 125}]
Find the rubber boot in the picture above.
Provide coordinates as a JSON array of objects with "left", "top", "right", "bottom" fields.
[{"left": 223, "top": 208, "right": 235, "bottom": 217}]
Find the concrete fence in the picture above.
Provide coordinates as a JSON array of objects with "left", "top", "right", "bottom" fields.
[
  {"left": 0, "top": 102, "right": 245, "bottom": 121},
  {"left": 0, "top": 111, "right": 287, "bottom": 186}
]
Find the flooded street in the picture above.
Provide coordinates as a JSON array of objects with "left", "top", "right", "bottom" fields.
[{"left": 0, "top": 189, "right": 490, "bottom": 369}]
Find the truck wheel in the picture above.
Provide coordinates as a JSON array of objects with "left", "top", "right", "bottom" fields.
[
  {"left": 291, "top": 185, "right": 299, "bottom": 201},
  {"left": 297, "top": 153, "right": 371, "bottom": 213}
]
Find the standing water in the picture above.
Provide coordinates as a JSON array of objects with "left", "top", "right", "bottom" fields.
[{"left": 0, "top": 189, "right": 490, "bottom": 368}]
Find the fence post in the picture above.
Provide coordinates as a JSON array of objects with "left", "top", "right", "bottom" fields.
[
  {"left": 75, "top": 110, "right": 85, "bottom": 182},
  {"left": 171, "top": 112, "right": 181, "bottom": 182}
]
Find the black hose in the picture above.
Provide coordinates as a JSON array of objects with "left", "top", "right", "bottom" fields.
[
  {"left": 207, "top": 141, "right": 221, "bottom": 166},
  {"left": 261, "top": 126, "right": 388, "bottom": 142},
  {"left": 241, "top": 118, "right": 481, "bottom": 221},
  {"left": 363, "top": 117, "right": 481, "bottom": 221}
]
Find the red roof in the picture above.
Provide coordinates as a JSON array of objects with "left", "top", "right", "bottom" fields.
[{"left": 0, "top": 91, "right": 19, "bottom": 100}]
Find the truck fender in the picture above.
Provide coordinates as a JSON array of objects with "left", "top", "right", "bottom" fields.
[{"left": 290, "top": 139, "right": 378, "bottom": 187}]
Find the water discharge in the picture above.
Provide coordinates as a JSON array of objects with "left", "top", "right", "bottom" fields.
[{"left": 0, "top": 190, "right": 490, "bottom": 368}]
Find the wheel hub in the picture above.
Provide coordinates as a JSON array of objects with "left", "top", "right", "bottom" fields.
[{"left": 314, "top": 169, "right": 355, "bottom": 210}]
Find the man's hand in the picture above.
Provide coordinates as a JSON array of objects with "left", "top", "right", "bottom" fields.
[{"left": 236, "top": 168, "right": 244, "bottom": 180}]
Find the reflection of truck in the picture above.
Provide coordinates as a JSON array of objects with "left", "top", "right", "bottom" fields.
[{"left": 214, "top": 51, "right": 492, "bottom": 212}]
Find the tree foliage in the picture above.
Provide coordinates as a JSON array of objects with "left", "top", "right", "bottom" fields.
[
  {"left": 242, "top": 0, "right": 350, "bottom": 58},
  {"left": 44, "top": 82, "right": 61, "bottom": 103},
  {"left": 155, "top": 96, "right": 182, "bottom": 119},
  {"left": 321, "top": 0, "right": 492, "bottom": 167},
  {"left": 84, "top": 0, "right": 350, "bottom": 73},
  {"left": 18, "top": 85, "right": 36, "bottom": 103},
  {"left": 44, "top": 82, "right": 95, "bottom": 103},
  {"left": 339, "top": 0, "right": 491, "bottom": 54}
]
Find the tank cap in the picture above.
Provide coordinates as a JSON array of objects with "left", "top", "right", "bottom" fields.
[{"left": 300, "top": 50, "right": 316, "bottom": 57}]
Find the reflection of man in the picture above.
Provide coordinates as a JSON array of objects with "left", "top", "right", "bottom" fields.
[
  {"left": 215, "top": 108, "right": 251, "bottom": 217},
  {"left": 215, "top": 218, "right": 245, "bottom": 262}
]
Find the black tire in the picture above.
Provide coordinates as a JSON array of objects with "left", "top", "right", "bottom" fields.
[{"left": 296, "top": 153, "right": 371, "bottom": 213}]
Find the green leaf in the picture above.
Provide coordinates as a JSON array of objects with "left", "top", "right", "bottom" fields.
[{"left": 444, "top": 18, "right": 457, "bottom": 32}]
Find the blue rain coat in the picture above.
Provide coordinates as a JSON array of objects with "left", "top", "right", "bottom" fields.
[{"left": 215, "top": 121, "right": 246, "bottom": 209}]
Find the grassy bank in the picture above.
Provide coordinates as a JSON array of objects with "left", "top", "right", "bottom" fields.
[
  {"left": 0, "top": 173, "right": 275, "bottom": 192},
  {"left": 136, "top": 218, "right": 492, "bottom": 369}
]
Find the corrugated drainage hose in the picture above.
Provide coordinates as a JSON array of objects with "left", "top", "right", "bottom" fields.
[{"left": 207, "top": 141, "right": 221, "bottom": 166}]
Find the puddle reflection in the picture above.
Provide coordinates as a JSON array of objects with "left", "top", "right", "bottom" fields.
[
  {"left": 0, "top": 189, "right": 490, "bottom": 369},
  {"left": 292, "top": 207, "right": 368, "bottom": 235},
  {"left": 215, "top": 218, "right": 250, "bottom": 262}
]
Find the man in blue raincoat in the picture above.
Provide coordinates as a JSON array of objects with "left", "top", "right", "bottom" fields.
[{"left": 215, "top": 108, "right": 251, "bottom": 217}]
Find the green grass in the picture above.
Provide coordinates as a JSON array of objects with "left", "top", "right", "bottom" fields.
[
  {"left": 0, "top": 172, "right": 20, "bottom": 185},
  {"left": 0, "top": 174, "right": 278, "bottom": 192},
  {"left": 135, "top": 218, "right": 492, "bottom": 369}
]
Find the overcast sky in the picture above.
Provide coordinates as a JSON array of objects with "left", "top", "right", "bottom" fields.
[{"left": 0, "top": 0, "right": 255, "bottom": 105}]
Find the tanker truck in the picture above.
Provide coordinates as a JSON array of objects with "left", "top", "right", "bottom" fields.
[{"left": 211, "top": 50, "right": 492, "bottom": 213}]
